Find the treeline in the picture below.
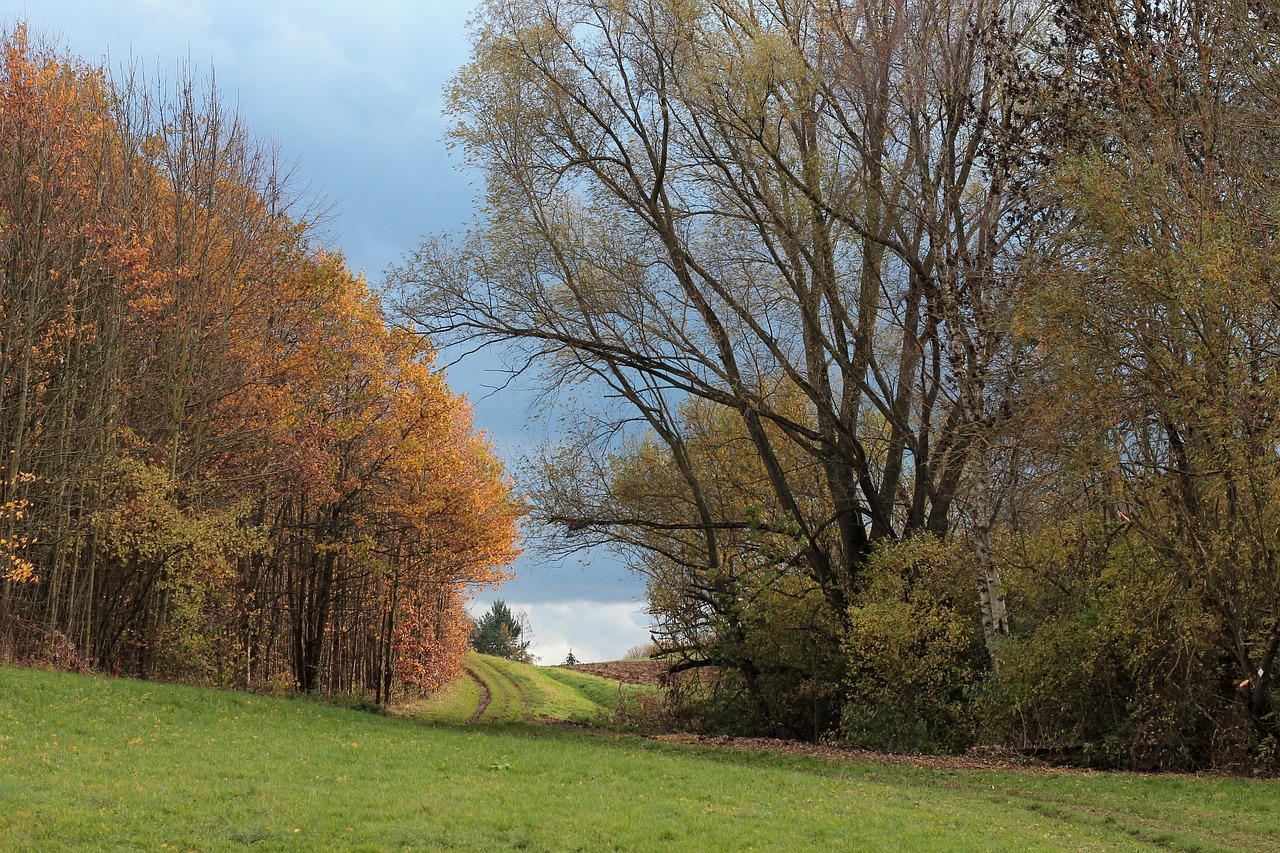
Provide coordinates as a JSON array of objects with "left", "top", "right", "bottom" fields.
[
  {"left": 396, "top": 0, "right": 1280, "bottom": 770},
  {"left": 0, "top": 27, "right": 520, "bottom": 699}
]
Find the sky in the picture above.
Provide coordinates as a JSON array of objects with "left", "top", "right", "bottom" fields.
[{"left": 14, "top": 0, "right": 651, "bottom": 664}]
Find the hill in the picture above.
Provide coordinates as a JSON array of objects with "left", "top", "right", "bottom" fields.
[
  {"left": 2, "top": 665, "right": 1279, "bottom": 851},
  {"left": 399, "top": 652, "right": 655, "bottom": 725}
]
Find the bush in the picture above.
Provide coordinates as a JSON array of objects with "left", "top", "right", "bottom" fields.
[
  {"left": 622, "top": 642, "right": 658, "bottom": 660},
  {"left": 973, "top": 519, "right": 1268, "bottom": 771},
  {"left": 838, "top": 537, "right": 983, "bottom": 753},
  {"left": 0, "top": 617, "right": 88, "bottom": 674}
]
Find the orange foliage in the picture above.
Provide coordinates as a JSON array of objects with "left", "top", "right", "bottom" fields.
[{"left": 0, "top": 24, "right": 521, "bottom": 698}]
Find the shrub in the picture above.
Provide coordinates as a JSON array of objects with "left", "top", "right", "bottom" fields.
[
  {"left": 622, "top": 642, "right": 658, "bottom": 660},
  {"left": 973, "top": 518, "right": 1266, "bottom": 771},
  {"left": 838, "top": 537, "right": 983, "bottom": 753}
]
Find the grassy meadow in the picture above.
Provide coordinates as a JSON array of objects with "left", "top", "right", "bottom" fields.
[
  {"left": 1, "top": 663, "right": 1277, "bottom": 851},
  {"left": 403, "top": 653, "right": 651, "bottom": 725}
]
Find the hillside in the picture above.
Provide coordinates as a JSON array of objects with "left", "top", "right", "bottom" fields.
[
  {"left": 3, "top": 665, "right": 1280, "bottom": 851},
  {"left": 399, "top": 652, "right": 655, "bottom": 725}
]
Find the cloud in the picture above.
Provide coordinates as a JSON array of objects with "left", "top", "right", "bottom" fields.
[
  {"left": 18, "top": 0, "right": 473, "bottom": 279},
  {"left": 469, "top": 597, "right": 653, "bottom": 666}
]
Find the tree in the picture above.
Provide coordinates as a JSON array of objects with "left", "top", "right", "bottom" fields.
[
  {"left": 1018, "top": 0, "right": 1280, "bottom": 751},
  {"left": 0, "top": 26, "right": 522, "bottom": 699},
  {"left": 395, "top": 0, "right": 1041, "bottom": 733},
  {"left": 471, "top": 600, "right": 532, "bottom": 663}
]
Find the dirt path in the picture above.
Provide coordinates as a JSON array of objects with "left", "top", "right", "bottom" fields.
[{"left": 463, "top": 666, "right": 491, "bottom": 724}]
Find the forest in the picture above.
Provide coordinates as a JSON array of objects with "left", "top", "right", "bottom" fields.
[
  {"left": 8, "top": 0, "right": 1280, "bottom": 776},
  {"left": 391, "top": 0, "right": 1280, "bottom": 771},
  {"left": 0, "top": 26, "right": 520, "bottom": 702}
]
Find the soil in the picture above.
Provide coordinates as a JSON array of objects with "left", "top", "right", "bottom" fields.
[
  {"left": 463, "top": 665, "right": 491, "bottom": 724},
  {"left": 559, "top": 660, "right": 671, "bottom": 686}
]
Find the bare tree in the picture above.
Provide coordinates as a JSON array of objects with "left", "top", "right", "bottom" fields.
[{"left": 394, "top": 0, "right": 1045, "bottom": 715}]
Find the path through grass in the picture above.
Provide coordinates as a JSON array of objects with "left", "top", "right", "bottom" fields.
[
  {"left": 404, "top": 652, "right": 649, "bottom": 726},
  {"left": 2, "top": 666, "right": 1277, "bottom": 851}
]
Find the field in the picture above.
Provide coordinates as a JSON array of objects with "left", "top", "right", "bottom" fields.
[
  {"left": 401, "top": 653, "right": 654, "bottom": 725},
  {"left": 2, "top": 663, "right": 1278, "bottom": 851}
]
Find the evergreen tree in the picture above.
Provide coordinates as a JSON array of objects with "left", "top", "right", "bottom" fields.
[{"left": 470, "top": 600, "right": 532, "bottom": 663}]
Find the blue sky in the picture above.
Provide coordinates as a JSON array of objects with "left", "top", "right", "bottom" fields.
[{"left": 14, "top": 0, "right": 650, "bottom": 663}]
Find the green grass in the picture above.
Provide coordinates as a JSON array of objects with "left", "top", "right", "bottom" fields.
[
  {"left": 2, "top": 665, "right": 1278, "bottom": 851},
  {"left": 402, "top": 667, "right": 483, "bottom": 725},
  {"left": 403, "top": 652, "right": 652, "bottom": 726},
  {"left": 539, "top": 663, "right": 651, "bottom": 710}
]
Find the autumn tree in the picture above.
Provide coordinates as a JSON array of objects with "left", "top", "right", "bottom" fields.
[
  {"left": 394, "top": 0, "right": 1042, "bottom": 734},
  {"left": 1007, "top": 0, "right": 1280, "bottom": 758},
  {"left": 0, "top": 26, "right": 521, "bottom": 700},
  {"left": 0, "top": 26, "right": 149, "bottom": 664}
]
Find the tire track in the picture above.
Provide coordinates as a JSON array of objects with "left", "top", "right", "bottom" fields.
[
  {"left": 494, "top": 662, "right": 532, "bottom": 712},
  {"left": 463, "top": 665, "right": 491, "bottom": 723}
]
